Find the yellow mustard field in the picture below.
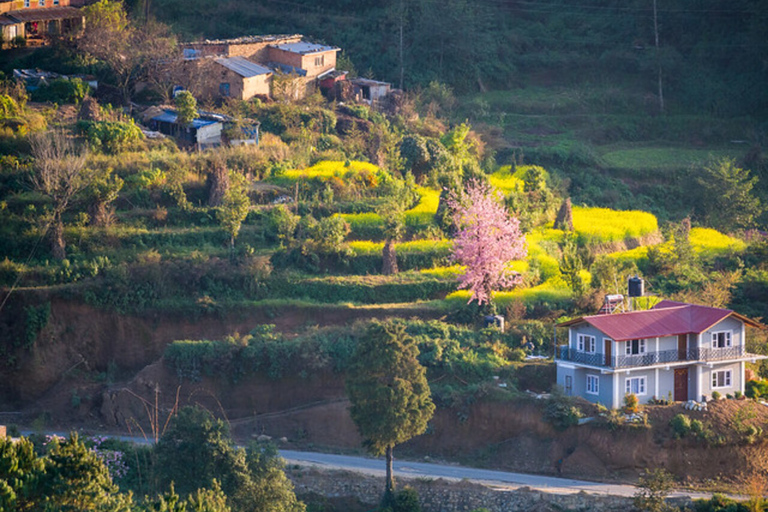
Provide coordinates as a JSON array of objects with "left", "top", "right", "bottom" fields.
[
  {"left": 689, "top": 227, "right": 746, "bottom": 255},
  {"left": 282, "top": 160, "right": 380, "bottom": 180},
  {"left": 572, "top": 206, "right": 658, "bottom": 243}
]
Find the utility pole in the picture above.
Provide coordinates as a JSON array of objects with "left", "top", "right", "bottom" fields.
[{"left": 653, "top": 0, "right": 664, "bottom": 113}]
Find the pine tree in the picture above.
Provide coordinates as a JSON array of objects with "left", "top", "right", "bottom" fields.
[{"left": 346, "top": 320, "right": 434, "bottom": 503}]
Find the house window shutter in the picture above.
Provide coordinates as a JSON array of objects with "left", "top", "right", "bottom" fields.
[{"left": 711, "top": 332, "right": 717, "bottom": 348}]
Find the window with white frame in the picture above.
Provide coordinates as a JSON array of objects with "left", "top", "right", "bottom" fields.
[
  {"left": 711, "top": 331, "right": 732, "bottom": 348},
  {"left": 54, "top": 0, "right": 59, "bottom": 5},
  {"left": 625, "top": 376, "right": 646, "bottom": 395},
  {"left": 712, "top": 370, "right": 732, "bottom": 388},
  {"left": 625, "top": 339, "right": 646, "bottom": 355},
  {"left": 586, "top": 375, "right": 599, "bottom": 395},
  {"left": 39, "top": 0, "right": 45, "bottom": 6},
  {"left": 24, "top": 0, "right": 30, "bottom": 7},
  {"left": 577, "top": 334, "right": 596, "bottom": 353}
]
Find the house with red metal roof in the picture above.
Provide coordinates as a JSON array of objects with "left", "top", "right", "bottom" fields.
[{"left": 555, "top": 300, "right": 766, "bottom": 408}]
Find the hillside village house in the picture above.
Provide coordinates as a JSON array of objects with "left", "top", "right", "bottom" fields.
[
  {"left": 0, "top": 0, "right": 83, "bottom": 47},
  {"left": 180, "top": 34, "right": 340, "bottom": 101},
  {"left": 555, "top": 300, "right": 766, "bottom": 409},
  {"left": 208, "top": 56, "right": 272, "bottom": 101}
]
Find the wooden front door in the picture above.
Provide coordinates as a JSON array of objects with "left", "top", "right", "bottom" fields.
[
  {"left": 678, "top": 334, "right": 687, "bottom": 361},
  {"left": 605, "top": 339, "right": 612, "bottom": 366},
  {"left": 674, "top": 368, "right": 688, "bottom": 401}
]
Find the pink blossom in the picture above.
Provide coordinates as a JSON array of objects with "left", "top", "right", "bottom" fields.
[{"left": 447, "top": 179, "right": 527, "bottom": 305}]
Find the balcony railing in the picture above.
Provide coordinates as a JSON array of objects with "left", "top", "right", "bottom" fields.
[{"left": 556, "top": 344, "right": 748, "bottom": 369}]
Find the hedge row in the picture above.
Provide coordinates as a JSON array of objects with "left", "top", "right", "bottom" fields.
[{"left": 266, "top": 273, "right": 456, "bottom": 304}]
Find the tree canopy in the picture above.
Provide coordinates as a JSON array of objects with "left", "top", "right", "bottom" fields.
[
  {"left": 695, "top": 157, "right": 763, "bottom": 231},
  {"left": 346, "top": 319, "right": 434, "bottom": 499},
  {"left": 155, "top": 406, "right": 305, "bottom": 512},
  {"left": 448, "top": 179, "right": 527, "bottom": 307}
]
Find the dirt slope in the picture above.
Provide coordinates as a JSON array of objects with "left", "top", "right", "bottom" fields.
[{"left": 0, "top": 293, "right": 440, "bottom": 407}]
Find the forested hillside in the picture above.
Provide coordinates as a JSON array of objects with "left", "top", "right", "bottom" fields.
[
  {"left": 2, "top": 1, "right": 768, "bottom": 505},
  {"left": 143, "top": 0, "right": 768, "bottom": 116}
]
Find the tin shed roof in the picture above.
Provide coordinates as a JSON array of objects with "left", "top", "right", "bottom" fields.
[
  {"left": 271, "top": 41, "right": 339, "bottom": 55},
  {"left": 558, "top": 300, "right": 762, "bottom": 341},
  {"left": 151, "top": 110, "right": 218, "bottom": 129},
  {"left": 214, "top": 57, "right": 272, "bottom": 78}
]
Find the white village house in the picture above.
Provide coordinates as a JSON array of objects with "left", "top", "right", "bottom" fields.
[{"left": 555, "top": 300, "right": 766, "bottom": 408}]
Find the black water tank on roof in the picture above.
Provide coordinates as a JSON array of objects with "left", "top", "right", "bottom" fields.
[{"left": 628, "top": 276, "right": 644, "bottom": 297}]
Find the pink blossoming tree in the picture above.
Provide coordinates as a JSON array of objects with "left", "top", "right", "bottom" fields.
[{"left": 448, "top": 180, "right": 527, "bottom": 308}]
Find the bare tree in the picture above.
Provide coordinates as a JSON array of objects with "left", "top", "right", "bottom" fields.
[
  {"left": 77, "top": 1, "right": 177, "bottom": 105},
  {"left": 29, "top": 131, "right": 90, "bottom": 260},
  {"left": 137, "top": 20, "right": 183, "bottom": 102}
]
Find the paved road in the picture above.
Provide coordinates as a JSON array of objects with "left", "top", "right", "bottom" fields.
[
  {"left": 21, "top": 430, "right": 717, "bottom": 500},
  {"left": 280, "top": 450, "right": 714, "bottom": 500}
]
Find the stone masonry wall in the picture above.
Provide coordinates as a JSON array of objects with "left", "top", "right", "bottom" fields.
[{"left": 287, "top": 467, "right": 692, "bottom": 512}]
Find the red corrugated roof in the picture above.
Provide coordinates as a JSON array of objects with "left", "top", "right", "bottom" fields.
[{"left": 558, "top": 300, "right": 762, "bottom": 341}]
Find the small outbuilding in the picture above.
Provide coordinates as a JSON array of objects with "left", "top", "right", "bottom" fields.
[
  {"left": 148, "top": 110, "right": 223, "bottom": 150},
  {"left": 350, "top": 78, "right": 391, "bottom": 103}
]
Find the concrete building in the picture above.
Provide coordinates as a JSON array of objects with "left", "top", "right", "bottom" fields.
[{"left": 555, "top": 300, "right": 766, "bottom": 408}]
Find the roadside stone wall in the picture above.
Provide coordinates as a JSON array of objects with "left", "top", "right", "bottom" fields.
[{"left": 287, "top": 467, "right": 692, "bottom": 512}]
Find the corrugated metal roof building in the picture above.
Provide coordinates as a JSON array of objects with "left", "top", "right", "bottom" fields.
[
  {"left": 555, "top": 300, "right": 765, "bottom": 408},
  {"left": 148, "top": 110, "right": 222, "bottom": 150}
]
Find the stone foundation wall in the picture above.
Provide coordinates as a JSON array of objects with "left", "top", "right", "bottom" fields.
[{"left": 287, "top": 467, "right": 691, "bottom": 512}]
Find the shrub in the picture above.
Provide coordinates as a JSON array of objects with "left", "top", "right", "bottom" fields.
[
  {"left": 30, "top": 78, "right": 90, "bottom": 104},
  {"left": 711, "top": 391, "right": 721, "bottom": 401},
  {"left": 392, "top": 487, "right": 421, "bottom": 512},
  {"left": 745, "top": 379, "right": 768, "bottom": 399},
  {"left": 0, "top": 94, "right": 22, "bottom": 119},
  {"left": 633, "top": 468, "right": 675, "bottom": 512},
  {"left": 77, "top": 120, "right": 143, "bottom": 154},
  {"left": 544, "top": 395, "right": 583, "bottom": 431},
  {"left": 670, "top": 414, "right": 691, "bottom": 438},
  {"left": 508, "top": 348, "right": 526, "bottom": 362},
  {"left": 624, "top": 393, "right": 639, "bottom": 414}
]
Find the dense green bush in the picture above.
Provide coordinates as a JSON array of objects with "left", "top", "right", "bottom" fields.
[
  {"left": 693, "top": 494, "right": 750, "bottom": 512},
  {"left": 670, "top": 414, "right": 691, "bottom": 438},
  {"left": 265, "top": 273, "right": 454, "bottom": 304},
  {"left": 77, "top": 119, "right": 143, "bottom": 154},
  {"left": 165, "top": 324, "right": 359, "bottom": 382},
  {"left": 544, "top": 395, "right": 583, "bottom": 431},
  {"left": 258, "top": 103, "right": 336, "bottom": 136},
  {"left": 30, "top": 78, "right": 90, "bottom": 104},
  {"left": 745, "top": 379, "right": 768, "bottom": 399}
]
